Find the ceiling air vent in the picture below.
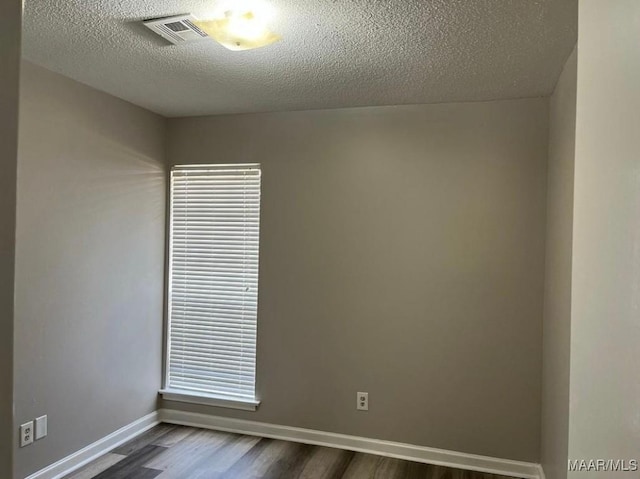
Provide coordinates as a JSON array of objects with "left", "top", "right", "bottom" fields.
[{"left": 143, "top": 15, "right": 209, "bottom": 45}]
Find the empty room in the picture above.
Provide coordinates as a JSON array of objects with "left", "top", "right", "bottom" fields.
[{"left": 1, "top": 0, "right": 638, "bottom": 478}]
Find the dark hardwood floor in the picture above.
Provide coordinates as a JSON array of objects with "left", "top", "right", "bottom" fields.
[{"left": 63, "top": 424, "right": 517, "bottom": 479}]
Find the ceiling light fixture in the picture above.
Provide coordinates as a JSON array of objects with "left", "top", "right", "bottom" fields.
[{"left": 195, "top": 0, "right": 281, "bottom": 51}]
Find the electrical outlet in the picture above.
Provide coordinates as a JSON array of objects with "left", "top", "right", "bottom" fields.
[
  {"left": 35, "top": 415, "right": 47, "bottom": 440},
  {"left": 357, "top": 392, "right": 369, "bottom": 411},
  {"left": 20, "top": 421, "right": 34, "bottom": 447}
]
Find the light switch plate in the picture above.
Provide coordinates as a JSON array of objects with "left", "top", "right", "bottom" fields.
[{"left": 35, "top": 415, "right": 47, "bottom": 440}]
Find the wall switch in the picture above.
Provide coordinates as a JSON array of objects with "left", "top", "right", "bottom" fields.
[
  {"left": 35, "top": 415, "right": 47, "bottom": 440},
  {"left": 20, "top": 421, "right": 34, "bottom": 447},
  {"left": 357, "top": 392, "right": 369, "bottom": 411}
]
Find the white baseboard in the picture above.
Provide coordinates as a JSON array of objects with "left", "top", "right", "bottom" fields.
[
  {"left": 158, "top": 408, "right": 542, "bottom": 479},
  {"left": 537, "top": 464, "right": 547, "bottom": 479},
  {"left": 25, "top": 408, "right": 543, "bottom": 479},
  {"left": 25, "top": 411, "right": 160, "bottom": 479}
]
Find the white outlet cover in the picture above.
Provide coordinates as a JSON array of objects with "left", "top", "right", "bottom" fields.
[
  {"left": 35, "top": 415, "right": 47, "bottom": 440},
  {"left": 357, "top": 392, "right": 369, "bottom": 411},
  {"left": 20, "top": 421, "right": 34, "bottom": 447}
]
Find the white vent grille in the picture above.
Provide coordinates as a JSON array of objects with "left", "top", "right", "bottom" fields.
[{"left": 144, "top": 15, "right": 209, "bottom": 45}]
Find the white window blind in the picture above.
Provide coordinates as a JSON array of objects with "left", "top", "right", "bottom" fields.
[{"left": 167, "top": 164, "right": 261, "bottom": 404}]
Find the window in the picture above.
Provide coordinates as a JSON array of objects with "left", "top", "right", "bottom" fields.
[{"left": 161, "top": 164, "right": 261, "bottom": 410}]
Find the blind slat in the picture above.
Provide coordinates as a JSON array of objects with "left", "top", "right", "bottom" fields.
[{"left": 168, "top": 164, "right": 260, "bottom": 400}]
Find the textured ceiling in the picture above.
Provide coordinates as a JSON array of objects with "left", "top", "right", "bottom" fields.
[{"left": 22, "top": 0, "right": 577, "bottom": 117}]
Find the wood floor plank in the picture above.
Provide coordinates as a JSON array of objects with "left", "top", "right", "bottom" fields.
[
  {"left": 261, "top": 441, "right": 315, "bottom": 478},
  {"left": 341, "top": 453, "right": 385, "bottom": 479},
  {"left": 149, "top": 425, "right": 194, "bottom": 448},
  {"left": 434, "top": 466, "right": 454, "bottom": 479},
  {"left": 65, "top": 425, "right": 520, "bottom": 479},
  {"left": 217, "top": 437, "right": 275, "bottom": 478},
  {"left": 174, "top": 434, "right": 264, "bottom": 479},
  {"left": 435, "top": 466, "right": 475, "bottom": 479},
  {"left": 373, "top": 456, "right": 415, "bottom": 479},
  {"left": 147, "top": 428, "right": 237, "bottom": 477},
  {"left": 91, "top": 445, "right": 165, "bottom": 479},
  {"left": 297, "top": 446, "right": 355, "bottom": 479},
  {"left": 217, "top": 437, "right": 314, "bottom": 479},
  {"left": 427, "top": 464, "right": 457, "bottom": 479},
  {"left": 397, "top": 460, "right": 435, "bottom": 479},
  {"left": 112, "top": 424, "right": 176, "bottom": 456},
  {"left": 64, "top": 453, "right": 127, "bottom": 479},
  {"left": 125, "top": 468, "right": 163, "bottom": 479}
]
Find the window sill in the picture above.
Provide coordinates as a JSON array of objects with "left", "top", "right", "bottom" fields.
[{"left": 159, "top": 389, "right": 260, "bottom": 411}]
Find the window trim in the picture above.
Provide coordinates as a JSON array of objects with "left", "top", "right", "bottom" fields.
[
  {"left": 161, "top": 163, "right": 261, "bottom": 411},
  {"left": 159, "top": 388, "right": 260, "bottom": 411}
]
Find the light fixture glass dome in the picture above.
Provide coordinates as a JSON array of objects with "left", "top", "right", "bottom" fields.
[{"left": 196, "top": 0, "right": 281, "bottom": 51}]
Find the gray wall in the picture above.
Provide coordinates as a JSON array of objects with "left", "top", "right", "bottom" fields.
[
  {"left": 1, "top": 0, "right": 21, "bottom": 476},
  {"left": 14, "top": 62, "right": 167, "bottom": 478},
  {"left": 568, "top": 1, "right": 640, "bottom": 476},
  {"left": 540, "top": 47, "right": 576, "bottom": 479},
  {"left": 165, "top": 98, "right": 549, "bottom": 462}
]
